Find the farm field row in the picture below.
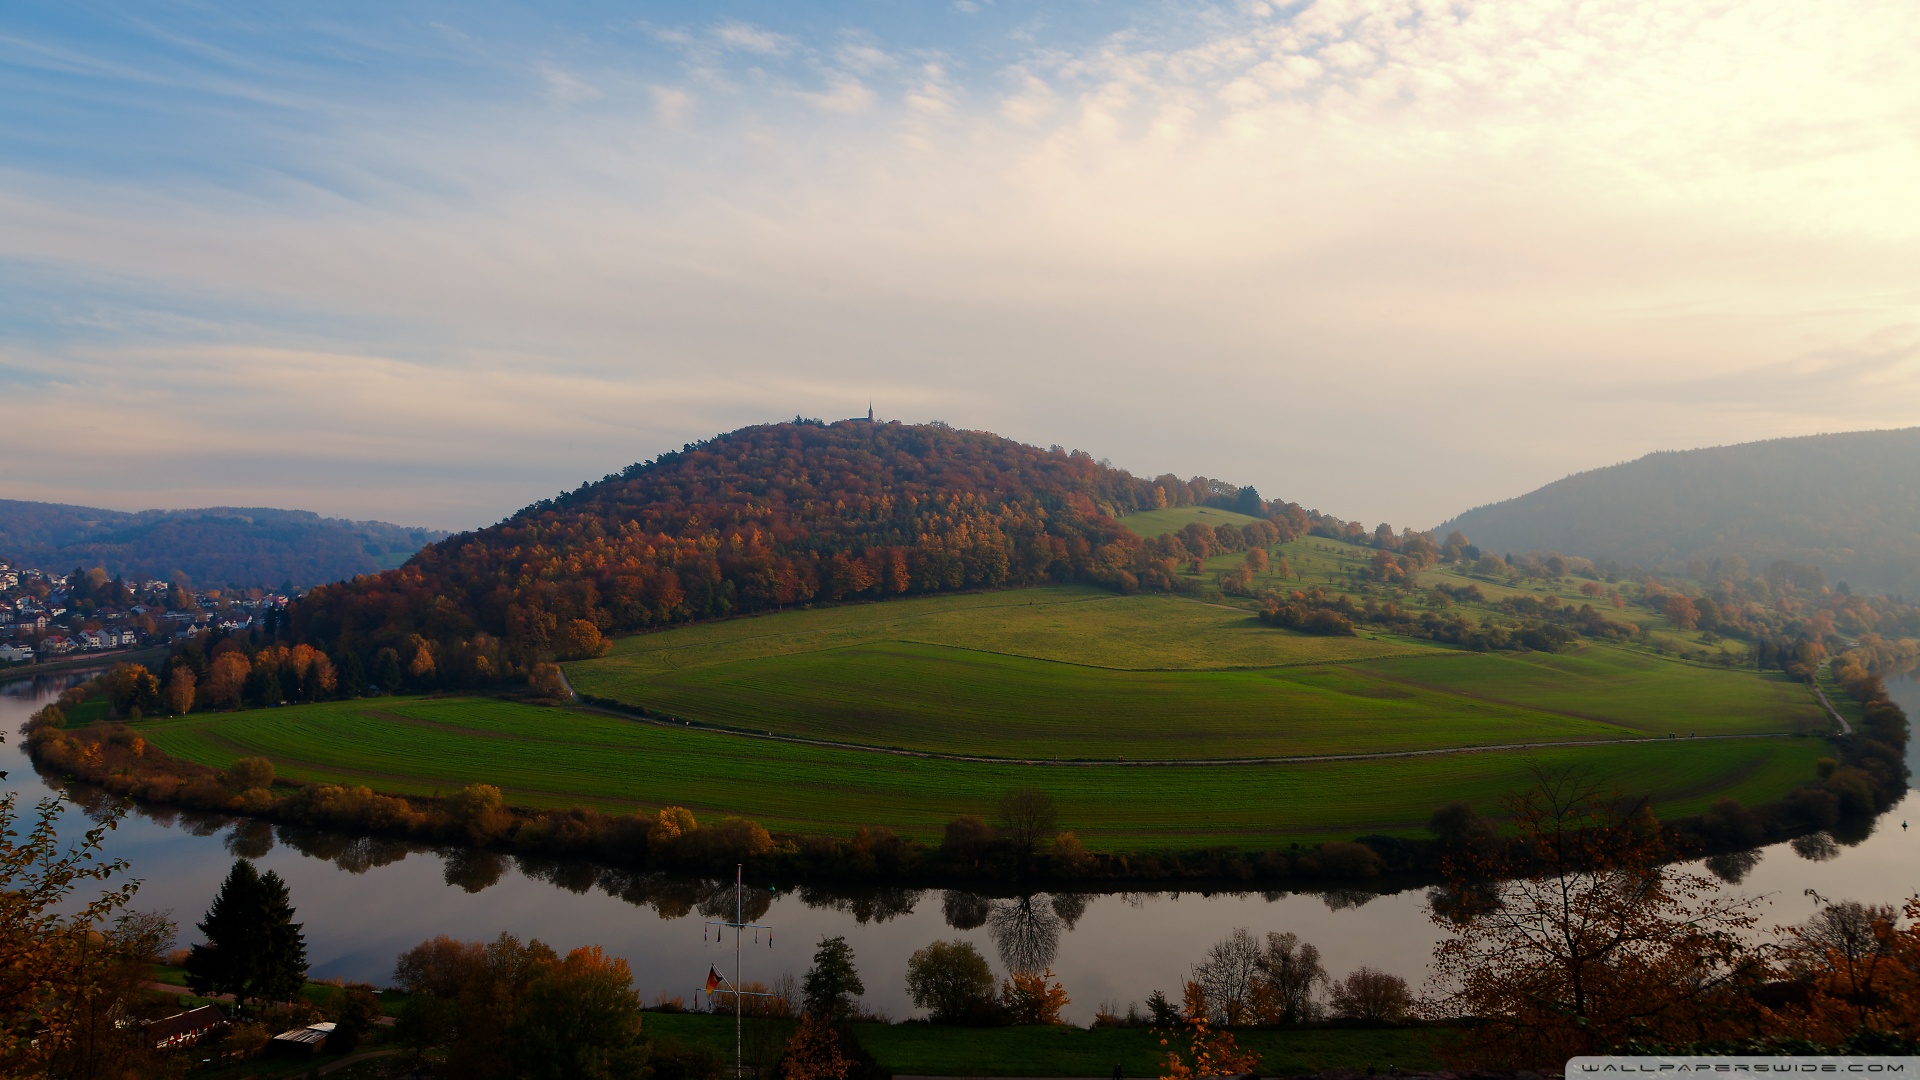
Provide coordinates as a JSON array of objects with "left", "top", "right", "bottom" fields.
[
  {"left": 582, "top": 585, "right": 1428, "bottom": 678},
  {"left": 137, "top": 696, "right": 1829, "bottom": 849},
  {"left": 567, "top": 584, "right": 1824, "bottom": 761}
]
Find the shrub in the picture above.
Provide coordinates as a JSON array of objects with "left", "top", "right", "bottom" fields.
[
  {"left": 906, "top": 940, "right": 996, "bottom": 1023},
  {"left": 1327, "top": 967, "right": 1413, "bottom": 1023}
]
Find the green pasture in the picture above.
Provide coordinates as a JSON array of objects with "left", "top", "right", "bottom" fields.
[
  {"left": 643, "top": 1012, "right": 1457, "bottom": 1075},
  {"left": 1118, "top": 505, "right": 1266, "bottom": 538},
  {"left": 632, "top": 641, "right": 1653, "bottom": 759},
  {"left": 568, "top": 582, "right": 1822, "bottom": 761},
  {"left": 138, "top": 696, "right": 1829, "bottom": 849},
  {"left": 575, "top": 586, "right": 1430, "bottom": 680}
]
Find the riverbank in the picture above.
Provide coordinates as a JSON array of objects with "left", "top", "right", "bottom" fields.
[{"left": 1, "top": 646, "right": 165, "bottom": 676}]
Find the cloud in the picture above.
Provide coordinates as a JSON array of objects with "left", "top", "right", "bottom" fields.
[
  {"left": 540, "top": 67, "right": 601, "bottom": 105},
  {"left": 713, "top": 20, "right": 790, "bottom": 56},
  {"left": 3, "top": 0, "right": 1918, "bottom": 529},
  {"left": 798, "top": 76, "right": 875, "bottom": 114},
  {"left": 650, "top": 85, "right": 692, "bottom": 123}
]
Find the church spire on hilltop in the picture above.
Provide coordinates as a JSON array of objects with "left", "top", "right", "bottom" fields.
[{"left": 867, "top": 402, "right": 874, "bottom": 422}]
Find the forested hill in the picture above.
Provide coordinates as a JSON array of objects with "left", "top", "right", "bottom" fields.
[
  {"left": 0, "top": 500, "right": 446, "bottom": 590},
  {"left": 1441, "top": 428, "right": 1920, "bottom": 596},
  {"left": 285, "top": 419, "right": 1304, "bottom": 682}
]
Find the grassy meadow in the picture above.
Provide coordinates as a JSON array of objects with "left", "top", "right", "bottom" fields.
[
  {"left": 567, "top": 582, "right": 1822, "bottom": 761},
  {"left": 642, "top": 1011, "right": 1460, "bottom": 1075},
  {"left": 130, "top": 527, "right": 1840, "bottom": 851},
  {"left": 138, "top": 694, "right": 1828, "bottom": 849}
]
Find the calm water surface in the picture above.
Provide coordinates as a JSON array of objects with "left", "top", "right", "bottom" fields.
[{"left": 3, "top": 670, "right": 1915, "bottom": 1024}]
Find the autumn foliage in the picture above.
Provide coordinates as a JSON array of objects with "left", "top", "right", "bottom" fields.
[{"left": 280, "top": 420, "right": 1295, "bottom": 687}]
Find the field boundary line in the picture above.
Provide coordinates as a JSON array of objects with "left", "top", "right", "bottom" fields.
[{"left": 568, "top": 698, "right": 1799, "bottom": 768}]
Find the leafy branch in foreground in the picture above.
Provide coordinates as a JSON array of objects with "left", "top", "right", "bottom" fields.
[
  {"left": 0, "top": 738, "right": 146, "bottom": 1075},
  {"left": 1426, "top": 766, "right": 1769, "bottom": 1065}
]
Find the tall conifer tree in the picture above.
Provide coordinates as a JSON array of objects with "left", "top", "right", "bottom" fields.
[{"left": 185, "top": 859, "right": 308, "bottom": 1006}]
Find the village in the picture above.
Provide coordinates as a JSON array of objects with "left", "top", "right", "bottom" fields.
[{"left": 0, "top": 558, "right": 289, "bottom": 667}]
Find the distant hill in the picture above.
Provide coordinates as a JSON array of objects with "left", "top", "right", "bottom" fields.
[
  {"left": 286, "top": 419, "right": 1300, "bottom": 677},
  {"left": 0, "top": 499, "right": 449, "bottom": 590},
  {"left": 1441, "top": 428, "right": 1920, "bottom": 597}
]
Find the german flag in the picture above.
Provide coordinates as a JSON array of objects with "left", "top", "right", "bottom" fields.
[{"left": 705, "top": 967, "right": 724, "bottom": 993}]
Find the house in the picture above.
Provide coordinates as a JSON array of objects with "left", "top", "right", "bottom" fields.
[
  {"left": 0, "top": 644, "right": 32, "bottom": 663},
  {"left": 40, "top": 635, "right": 75, "bottom": 655},
  {"left": 77, "top": 631, "right": 106, "bottom": 650},
  {"left": 145, "top": 1005, "right": 226, "bottom": 1050},
  {"left": 269, "top": 1022, "right": 336, "bottom": 1056}
]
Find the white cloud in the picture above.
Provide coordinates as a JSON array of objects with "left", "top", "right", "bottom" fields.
[
  {"left": 713, "top": 20, "right": 790, "bottom": 56},
  {"left": 5, "top": 0, "right": 1919, "bottom": 528},
  {"left": 540, "top": 67, "right": 600, "bottom": 105},
  {"left": 799, "top": 76, "right": 875, "bottom": 114},
  {"left": 650, "top": 85, "right": 692, "bottom": 124}
]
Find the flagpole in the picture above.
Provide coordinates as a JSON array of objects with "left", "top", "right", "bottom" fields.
[
  {"left": 735, "top": 862, "right": 743, "bottom": 1080},
  {"left": 701, "top": 864, "right": 772, "bottom": 1079}
]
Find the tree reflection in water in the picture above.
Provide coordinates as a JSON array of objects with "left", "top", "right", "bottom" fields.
[
  {"left": 798, "top": 886, "right": 921, "bottom": 924},
  {"left": 1704, "top": 849, "right": 1762, "bottom": 885},
  {"left": 942, "top": 890, "right": 991, "bottom": 930},
  {"left": 225, "top": 819, "right": 276, "bottom": 859},
  {"left": 986, "top": 894, "right": 1065, "bottom": 974},
  {"left": 1791, "top": 832, "right": 1841, "bottom": 861},
  {"left": 441, "top": 848, "right": 509, "bottom": 893}
]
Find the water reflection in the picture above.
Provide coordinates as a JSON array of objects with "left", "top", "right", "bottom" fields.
[
  {"left": 941, "top": 890, "right": 990, "bottom": 930},
  {"left": 1790, "top": 832, "right": 1841, "bottom": 861},
  {"left": 4, "top": 666, "right": 1915, "bottom": 1024},
  {"left": 1704, "top": 849, "right": 1762, "bottom": 884},
  {"left": 986, "top": 894, "right": 1062, "bottom": 973}
]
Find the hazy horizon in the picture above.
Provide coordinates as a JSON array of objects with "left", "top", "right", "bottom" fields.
[{"left": 5, "top": 2, "right": 1917, "bottom": 532}]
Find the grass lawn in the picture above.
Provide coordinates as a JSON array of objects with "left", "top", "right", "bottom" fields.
[
  {"left": 139, "top": 696, "right": 1830, "bottom": 848},
  {"left": 642, "top": 1012, "right": 1457, "bottom": 1075}
]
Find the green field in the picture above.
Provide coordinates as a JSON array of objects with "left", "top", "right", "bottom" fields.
[
  {"left": 644, "top": 1012, "right": 1458, "bottom": 1075},
  {"left": 132, "top": 551, "right": 1838, "bottom": 849},
  {"left": 567, "top": 585, "right": 1823, "bottom": 761},
  {"left": 139, "top": 695, "right": 1828, "bottom": 849},
  {"left": 1119, "top": 505, "right": 1268, "bottom": 538}
]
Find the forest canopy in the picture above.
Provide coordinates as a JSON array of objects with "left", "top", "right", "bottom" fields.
[
  {"left": 0, "top": 499, "right": 444, "bottom": 590},
  {"left": 283, "top": 420, "right": 1309, "bottom": 685}
]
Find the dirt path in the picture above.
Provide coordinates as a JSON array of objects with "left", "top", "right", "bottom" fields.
[
  {"left": 1813, "top": 675, "right": 1853, "bottom": 735},
  {"left": 571, "top": 699, "right": 1794, "bottom": 768}
]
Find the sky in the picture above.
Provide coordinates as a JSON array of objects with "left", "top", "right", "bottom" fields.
[{"left": 2, "top": 1, "right": 1917, "bottom": 533}]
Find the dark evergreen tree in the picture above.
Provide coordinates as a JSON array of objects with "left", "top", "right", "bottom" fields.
[
  {"left": 801, "top": 935, "right": 864, "bottom": 1020},
  {"left": 372, "top": 648, "right": 402, "bottom": 694},
  {"left": 184, "top": 859, "right": 308, "bottom": 1006},
  {"left": 336, "top": 650, "right": 367, "bottom": 698}
]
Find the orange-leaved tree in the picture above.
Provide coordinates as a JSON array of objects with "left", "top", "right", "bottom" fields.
[
  {"left": 1426, "top": 767, "right": 1768, "bottom": 1065},
  {"left": 1158, "top": 980, "right": 1259, "bottom": 1080},
  {"left": 1761, "top": 895, "right": 1920, "bottom": 1046}
]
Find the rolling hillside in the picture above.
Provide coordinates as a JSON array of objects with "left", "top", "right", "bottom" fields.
[
  {"left": 283, "top": 419, "right": 1299, "bottom": 678},
  {"left": 0, "top": 499, "right": 446, "bottom": 590},
  {"left": 1441, "top": 428, "right": 1920, "bottom": 596}
]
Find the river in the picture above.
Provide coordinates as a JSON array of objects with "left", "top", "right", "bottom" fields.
[{"left": 3, "top": 669, "right": 1915, "bottom": 1024}]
